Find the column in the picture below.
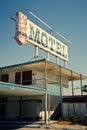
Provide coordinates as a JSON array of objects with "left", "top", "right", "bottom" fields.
[
  {"left": 46, "top": 52, "right": 49, "bottom": 60},
  {"left": 64, "top": 60, "right": 67, "bottom": 68},
  {"left": 59, "top": 66, "right": 63, "bottom": 117},
  {"left": 45, "top": 59, "right": 48, "bottom": 124},
  {"left": 56, "top": 57, "right": 59, "bottom": 64},
  {"left": 80, "top": 74, "right": 83, "bottom": 95},
  {"left": 19, "top": 96, "right": 22, "bottom": 120},
  {"left": 48, "top": 94, "right": 50, "bottom": 122},
  {"left": 35, "top": 46, "right": 38, "bottom": 60},
  {"left": 59, "top": 66, "right": 62, "bottom": 98},
  {"left": 0, "top": 68, "right": 2, "bottom": 81},
  {"left": 71, "top": 70, "right": 74, "bottom": 95}
]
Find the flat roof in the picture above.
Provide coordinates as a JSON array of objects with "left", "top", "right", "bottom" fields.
[{"left": 1, "top": 59, "right": 87, "bottom": 81}]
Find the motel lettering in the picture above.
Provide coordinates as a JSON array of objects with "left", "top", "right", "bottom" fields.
[{"left": 28, "top": 23, "right": 67, "bottom": 59}]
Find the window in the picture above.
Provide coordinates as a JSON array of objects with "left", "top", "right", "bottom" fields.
[
  {"left": 22, "top": 70, "right": 32, "bottom": 85},
  {"left": 1, "top": 74, "right": 8, "bottom": 82},
  {"left": 15, "top": 71, "right": 32, "bottom": 85}
]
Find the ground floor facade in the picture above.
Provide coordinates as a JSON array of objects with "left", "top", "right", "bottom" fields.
[
  {"left": 1, "top": 95, "right": 87, "bottom": 123},
  {"left": 0, "top": 95, "right": 62, "bottom": 122}
]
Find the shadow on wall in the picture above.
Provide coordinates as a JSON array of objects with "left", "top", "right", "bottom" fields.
[{"left": 50, "top": 102, "right": 62, "bottom": 120}]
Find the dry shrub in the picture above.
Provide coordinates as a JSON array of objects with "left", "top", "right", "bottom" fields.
[{"left": 58, "top": 121, "right": 72, "bottom": 125}]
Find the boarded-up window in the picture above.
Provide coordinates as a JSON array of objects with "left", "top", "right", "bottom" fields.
[
  {"left": 15, "top": 71, "right": 32, "bottom": 85},
  {"left": 1, "top": 74, "right": 8, "bottom": 82},
  {"left": 22, "top": 70, "right": 32, "bottom": 85}
]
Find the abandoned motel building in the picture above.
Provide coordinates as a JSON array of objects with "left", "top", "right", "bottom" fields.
[{"left": 0, "top": 58, "right": 87, "bottom": 123}]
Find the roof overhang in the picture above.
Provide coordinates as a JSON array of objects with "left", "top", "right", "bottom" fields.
[
  {"left": 0, "top": 82, "right": 45, "bottom": 96},
  {"left": 1, "top": 59, "right": 87, "bottom": 81}
]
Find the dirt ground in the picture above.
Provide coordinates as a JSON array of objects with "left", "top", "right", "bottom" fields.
[
  {"left": 17, "top": 122, "right": 87, "bottom": 130},
  {"left": 0, "top": 121, "right": 87, "bottom": 130},
  {"left": 49, "top": 121, "right": 87, "bottom": 129},
  {"left": 15, "top": 124, "right": 87, "bottom": 130}
]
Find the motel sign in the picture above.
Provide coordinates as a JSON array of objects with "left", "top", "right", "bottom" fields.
[{"left": 14, "top": 12, "right": 68, "bottom": 61}]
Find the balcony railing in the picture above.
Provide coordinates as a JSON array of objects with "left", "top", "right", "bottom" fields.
[{"left": 0, "top": 78, "right": 69, "bottom": 96}]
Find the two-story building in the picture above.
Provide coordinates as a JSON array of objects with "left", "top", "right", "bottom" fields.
[{"left": 0, "top": 59, "right": 87, "bottom": 123}]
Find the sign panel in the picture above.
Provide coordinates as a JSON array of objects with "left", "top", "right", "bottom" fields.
[{"left": 14, "top": 12, "right": 68, "bottom": 61}]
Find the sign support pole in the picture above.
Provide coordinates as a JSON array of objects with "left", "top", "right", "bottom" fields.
[
  {"left": 46, "top": 52, "right": 49, "bottom": 60},
  {"left": 56, "top": 57, "right": 59, "bottom": 64},
  {"left": 35, "top": 46, "right": 38, "bottom": 60}
]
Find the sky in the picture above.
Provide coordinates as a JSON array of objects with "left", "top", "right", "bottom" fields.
[{"left": 0, "top": 0, "right": 87, "bottom": 76}]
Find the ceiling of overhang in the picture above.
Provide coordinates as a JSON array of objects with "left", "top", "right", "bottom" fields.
[{"left": 0, "top": 88, "right": 45, "bottom": 96}]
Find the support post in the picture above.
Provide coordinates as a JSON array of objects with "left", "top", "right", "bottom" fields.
[
  {"left": 80, "top": 74, "right": 83, "bottom": 95},
  {"left": 46, "top": 52, "right": 49, "bottom": 60},
  {"left": 56, "top": 57, "right": 59, "bottom": 64},
  {"left": 59, "top": 66, "right": 62, "bottom": 98},
  {"left": 45, "top": 59, "right": 48, "bottom": 124},
  {"left": 59, "top": 66, "right": 63, "bottom": 117},
  {"left": 19, "top": 96, "right": 22, "bottom": 120},
  {"left": 71, "top": 70, "right": 74, "bottom": 95},
  {"left": 64, "top": 60, "right": 67, "bottom": 68},
  {"left": 20, "top": 69, "right": 22, "bottom": 85},
  {"left": 71, "top": 71, "right": 75, "bottom": 114},
  {"left": 0, "top": 68, "right": 2, "bottom": 81},
  {"left": 35, "top": 46, "right": 38, "bottom": 60},
  {"left": 48, "top": 94, "right": 50, "bottom": 122}
]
